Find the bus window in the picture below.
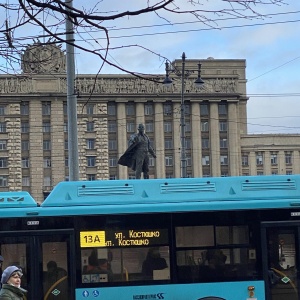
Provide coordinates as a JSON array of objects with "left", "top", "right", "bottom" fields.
[
  {"left": 175, "top": 224, "right": 257, "bottom": 283},
  {"left": 81, "top": 246, "right": 170, "bottom": 283}
]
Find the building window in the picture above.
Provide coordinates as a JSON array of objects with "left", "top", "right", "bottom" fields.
[
  {"left": 64, "top": 140, "right": 68, "bottom": 150},
  {"left": 109, "top": 157, "right": 117, "bottom": 167},
  {"left": 0, "top": 140, "right": 7, "bottom": 150},
  {"left": 21, "top": 157, "right": 29, "bottom": 168},
  {"left": 201, "top": 121, "right": 209, "bottom": 132},
  {"left": 86, "top": 104, "right": 94, "bottom": 115},
  {"left": 108, "top": 140, "right": 117, "bottom": 150},
  {"left": 221, "top": 172, "right": 228, "bottom": 177},
  {"left": 64, "top": 122, "right": 68, "bottom": 132},
  {"left": 22, "top": 176, "right": 30, "bottom": 186},
  {"left": 108, "top": 103, "right": 116, "bottom": 116},
  {"left": 87, "top": 139, "right": 95, "bottom": 149},
  {"left": 42, "top": 102, "right": 51, "bottom": 115},
  {"left": 108, "top": 121, "right": 117, "bottom": 133},
  {"left": 242, "top": 154, "right": 249, "bottom": 166},
  {"left": 202, "top": 155, "right": 210, "bottom": 166},
  {"left": 127, "top": 122, "right": 135, "bottom": 133},
  {"left": 44, "top": 157, "right": 51, "bottom": 168},
  {"left": 220, "top": 155, "right": 228, "bottom": 165},
  {"left": 0, "top": 176, "right": 8, "bottom": 187},
  {"left": 165, "top": 156, "right": 173, "bottom": 166},
  {"left": 109, "top": 175, "right": 117, "bottom": 180},
  {"left": 184, "top": 103, "right": 190, "bottom": 115},
  {"left": 63, "top": 102, "right": 67, "bottom": 115},
  {"left": 185, "top": 121, "right": 191, "bottom": 132},
  {"left": 163, "top": 103, "right": 172, "bottom": 116},
  {"left": 166, "top": 173, "right": 173, "bottom": 178},
  {"left": 0, "top": 106, "right": 6, "bottom": 115},
  {"left": 44, "top": 176, "right": 51, "bottom": 187},
  {"left": 257, "top": 171, "right": 264, "bottom": 176},
  {"left": 286, "top": 170, "right": 292, "bottom": 175},
  {"left": 87, "top": 121, "right": 94, "bottom": 132},
  {"left": 219, "top": 103, "right": 227, "bottom": 115},
  {"left": 21, "top": 122, "right": 29, "bottom": 133},
  {"left": 185, "top": 138, "right": 191, "bottom": 149},
  {"left": 87, "top": 156, "right": 96, "bottom": 167},
  {"left": 65, "top": 157, "right": 68, "bottom": 167},
  {"left": 87, "top": 174, "right": 96, "bottom": 181},
  {"left": 149, "top": 157, "right": 155, "bottom": 167},
  {"left": 126, "top": 103, "right": 135, "bottom": 116},
  {"left": 200, "top": 103, "right": 209, "bottom": 116},
  {"left": 145, "top": 103, "right": 154, "bottom": 115},
  {"left": 21, "top": 102, "right": 29, "bottom": 115},
  {"left": 0, "top": 158, "right": 8, "bottom": 168},
  {"left": 202, "top": 138, "right": 209, "bottom": 149},
  {"left": 219, "top": 121, "right": 227, "bottom": 132},
  {"left": 164, "top": 121, "right": 172, "bottom": 133},
  {"left": 43, "top": 122, "right": 51, "bottom": 133},
  {"left": 285, "top": 152, "right": 292, "bottom": 164},
  {"left": 186, "top": 156, "right": 192, "bottom": 166},
  {"left": 165, "top": 139, "right": 173, "bottom": 149},
  {"left": 220, "top": 138, "right": 227, "bottom": 148},
  {"left": 0, "top": 123, "right": 6, "bottom": 133},
  {"left": 43, "top": 140, "right": 51, "bottom": 150},
  {"left": 145, "top": 122, "right": 154, "bottom": 133},
  {"left": 271, "top": 153, "right": 278, "bottom": 165},
  {"left": 22, "top": 140, "right": 29, "bottom": 151},
  {"left": 256, "top": 153, "right": 263, "bottom": 165}
]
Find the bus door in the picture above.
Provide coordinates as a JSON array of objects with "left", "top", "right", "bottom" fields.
[
  {"left": 262, "top": 222, "right": 300, "bottom": 300},
  {"left": 0, "top": 229, "right": 75, "bottom": 300}
]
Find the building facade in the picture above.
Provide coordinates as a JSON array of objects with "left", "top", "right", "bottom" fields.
[{"left": 0, "top": 43, "right": 299, "bottom": 202}]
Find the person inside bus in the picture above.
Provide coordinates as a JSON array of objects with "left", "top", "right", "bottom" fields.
[
  {"left": 142, "top": 247, "right": 168, "bottom": 279},
  {"left": 0, "top": 266, "right": 27, "bottom": 299},
  {"left": 202, "top": 249, "right": 227, "bottom": 281},
  {"left": 44, "top": 260, "right": 67, "bottom": 290},
  {"left": 97, "top": 259, "right": 114, "bottom": 282}
]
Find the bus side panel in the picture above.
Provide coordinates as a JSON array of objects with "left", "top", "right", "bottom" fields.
[{"left": 75, "top": 281, "right": 265, "bottom": 300}]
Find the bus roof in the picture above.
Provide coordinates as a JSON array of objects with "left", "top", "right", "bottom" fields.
[
  {"left": 40, "top": 175, "right": 300, "bottom": 211},
  {"left": 1, "top": 175, "right": 300, "bottom": 217}
]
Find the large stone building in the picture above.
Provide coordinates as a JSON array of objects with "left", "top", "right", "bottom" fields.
[{"left": 0, "top": 43, "right": 299, "bottom": 203}]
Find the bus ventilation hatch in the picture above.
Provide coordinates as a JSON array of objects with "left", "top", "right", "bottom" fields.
[
  {"left": 242, "top": 180, "right": 296, "bottom": 191},
  {"left": 160, "top": 182, "right": 216, "bottom": 193},
  {"left": 77, "top": 185, "right": 134, "bottom": 196}
]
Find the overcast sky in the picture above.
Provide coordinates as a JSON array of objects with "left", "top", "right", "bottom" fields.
[{"left": 2, "top": 1, "right": 300, "bottom": 135}]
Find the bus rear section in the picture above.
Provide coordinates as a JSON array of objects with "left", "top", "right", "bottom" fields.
[{"left": 2, "top": 175, "right": 300, "bottom": 300}]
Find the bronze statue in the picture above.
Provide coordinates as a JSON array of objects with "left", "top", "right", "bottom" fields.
[{"left": 118, "top": 124, "right": 156, "bottom": 179}]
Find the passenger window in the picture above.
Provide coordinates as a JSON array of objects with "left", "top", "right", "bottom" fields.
[{"left": 175, "top": 225, "right": 257, "bottom": 283}]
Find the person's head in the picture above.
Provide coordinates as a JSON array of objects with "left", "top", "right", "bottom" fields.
[
  {"left": 147, "top": 247, "right": 161, "bottom": 259},
  {"left": 1, "top": 266, "right": 23, "bottom": 287},
  {"left": 98, "top": 259, "right": 109, "bottom": 270},
  {"left": 47, "top": 261, "right": 57, "bottom": 272},
  {"left": 137, "top": 123, "right": 145, "bottom": 133}
]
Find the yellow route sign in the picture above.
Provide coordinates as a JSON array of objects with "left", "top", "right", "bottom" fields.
[{"left": 80, "top": 231, "right": 106, "bottom": 247}]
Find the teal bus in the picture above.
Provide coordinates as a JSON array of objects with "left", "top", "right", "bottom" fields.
[{"left": 1, "top": 175, "right": 300, "bottom": 300}]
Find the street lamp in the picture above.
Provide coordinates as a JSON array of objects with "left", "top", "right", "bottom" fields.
[{"left": 163, "top": 52, "right": 204, "bottom": 178}]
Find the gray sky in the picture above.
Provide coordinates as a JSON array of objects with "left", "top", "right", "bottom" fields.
[{"left": 1, "top": 0, "right": 299, "bottom": 134}]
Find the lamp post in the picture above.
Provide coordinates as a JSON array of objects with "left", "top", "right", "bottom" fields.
[{"left": 163, "top": 52, "right": 204, "bottom": 178}]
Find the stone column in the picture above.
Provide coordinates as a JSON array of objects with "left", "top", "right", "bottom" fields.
[
  {"left": 264, "top": 151, "right": 271, "bottom": 175},
  {"left": 29, "top": 100, "right": 44, "bottom": 202},
  {"left": 210, "top": 102, "right": 220, "bottom": 177},
  {"left": 117, "top": 102, "right": 128, "bottom": 179},
  {"left": 51, "top": 99, "right": 65, "bottom": 185},
  {"left": 173, "top": 103, "right": 181, "bottom": 178},
  {"left": 154, "top": 102, "right": 165, "bottom": 178},
  {"left": 249, "top": 151, "right": 256, "bottom": 175},
  {"left": 136, "top": 102, "right": 145, "bottom": 126},
  {"left": 278, "top": 150, "right": 285, "bottom": 175},
  {"left": 228, "top": 102, "right": 240, "bottom": 176},
  {"left": 191, "top": 102, "right": 202, "bottom": 177}
]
